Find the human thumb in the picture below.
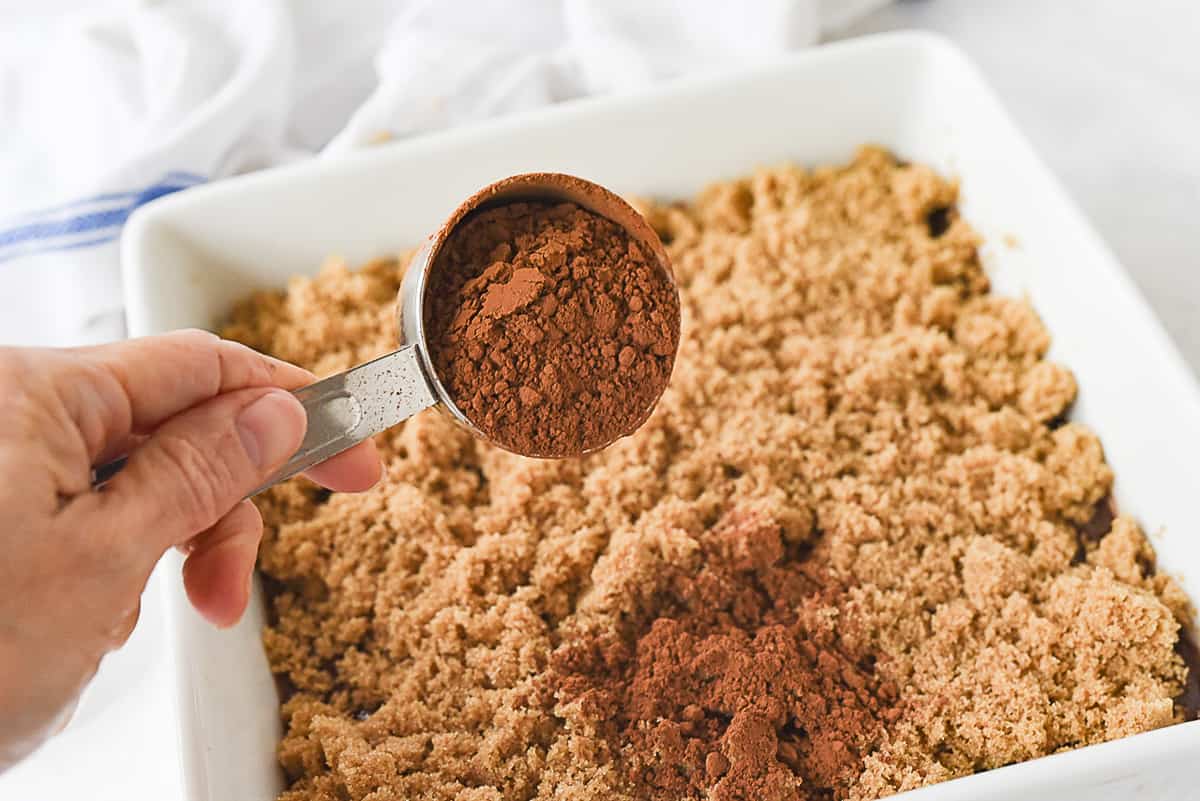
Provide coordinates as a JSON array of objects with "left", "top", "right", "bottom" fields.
[{"left": 103, "top": 387, "right": 306, "bottom": 553}]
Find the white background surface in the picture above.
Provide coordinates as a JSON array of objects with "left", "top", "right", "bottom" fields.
[
  {"left": 3, "top": 1, "right": 1197, "bottom": 799},
  {"left": 845, "top": 0, "right": 1200, "bottom": 374}
]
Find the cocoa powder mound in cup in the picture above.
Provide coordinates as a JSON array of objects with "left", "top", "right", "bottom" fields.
[{"left": 424, "top": 200, "right": 680, "bottom": 457}]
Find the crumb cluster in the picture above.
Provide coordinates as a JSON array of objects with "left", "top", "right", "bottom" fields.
[{"left": 222, "top": 147, "right": 1193, "bottom": 801}]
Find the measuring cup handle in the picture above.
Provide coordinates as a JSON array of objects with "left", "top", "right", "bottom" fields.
[
  {"left": 246, "top": 345, "right": 438, "bottom": 496},
  {"left": 91, "top": 346, "right": 439, "bottom": 497}
]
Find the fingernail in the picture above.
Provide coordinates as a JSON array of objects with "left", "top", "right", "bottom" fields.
[{"left": 236, "top": 390, "right": 302, "bottom": 469}]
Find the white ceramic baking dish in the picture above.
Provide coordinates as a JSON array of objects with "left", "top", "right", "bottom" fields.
[{"left": 121, "top": 31, "right": 1200, "bottom": 801}]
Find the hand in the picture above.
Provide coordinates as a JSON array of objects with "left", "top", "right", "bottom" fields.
[{"left": 0, "top": 329, "right": 381, "bottom": 771}]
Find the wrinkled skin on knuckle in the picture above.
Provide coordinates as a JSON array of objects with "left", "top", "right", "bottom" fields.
[
  {"left": 0, "top": 365, "right": 78, "bottom": 512},
  {"left": 153, "top": 431, "right": 238, "bottom": 534},
  {"left": 0, "top": 386, "right": 39, "bottom": 452},
  {"left": 0, "top": 352, "right": 44, "bottom": 424},
  {"left": 0, "top": 349, "right": 23, "bottom": 386},
  {"left": 56, "top": 359, "right": 131, "bottom": 462}
]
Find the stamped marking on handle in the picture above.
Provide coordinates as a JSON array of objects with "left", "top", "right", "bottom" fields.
[
  {"left": 247, "top": 345, "right": 437, "bottom": 497},
  {"left": 293, "top": 389, "right": 362, "bottom": 456}
]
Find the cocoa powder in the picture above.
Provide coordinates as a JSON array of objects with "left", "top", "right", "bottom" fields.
[
  {"left": 424, "top": 200, "right": 680, "bottom": 457},
  {"left": 550, "top": 509, "right": 898, "bottom": 801}
]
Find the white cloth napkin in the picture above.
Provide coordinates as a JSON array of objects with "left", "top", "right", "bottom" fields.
[{"left": 0, "top": 0, "right": 887, "bottom": 348}]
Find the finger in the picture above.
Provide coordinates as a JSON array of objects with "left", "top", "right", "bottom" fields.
[
  {"left": 75, "top": 329, "right": 314, "bottom": 438},
  {"left": 182, "top": 500, "right": 263, "bottom": 628},
  {"left": 301, "top": 439, "right": 382, "bottom": 493},
  {"left": 100, "top": 386, "right": 306, "bottom": 550}
]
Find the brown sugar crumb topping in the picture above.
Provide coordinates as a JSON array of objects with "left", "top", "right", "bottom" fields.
[{"left": 221, "top": 147, "right": 1193, "bottom": 801}]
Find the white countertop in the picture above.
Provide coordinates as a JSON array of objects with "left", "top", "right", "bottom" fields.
[{"left": 3, "top": 1, "right": 1197, "bottom": 798}]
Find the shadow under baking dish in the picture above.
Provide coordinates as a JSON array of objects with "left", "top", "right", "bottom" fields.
[{"left": 122, "top": 31, "right": 1200, "bottom": 801}]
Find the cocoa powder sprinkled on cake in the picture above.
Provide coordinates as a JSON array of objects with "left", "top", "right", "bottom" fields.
[{"left": 549, "top": 508, "right": 899, "bottom": 801}]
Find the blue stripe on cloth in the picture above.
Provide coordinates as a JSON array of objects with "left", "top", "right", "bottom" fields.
[
  {"left": 163, "top": 170, "right": 207, "bottom": 185},
  {"left": 0, "top": 173, "right": 205, "bottom": 262},
  {"left": 6, "top": 172, "right": 206, "bottom": 223},
  {"left": 6, "top": 191, "right": 143, "bottom": 222},
  {"left": 0, "top": 233, "right": 120, "bottom": 265},
  {"left": 0, "top": 207, "right": 130, "bottom": 248}
]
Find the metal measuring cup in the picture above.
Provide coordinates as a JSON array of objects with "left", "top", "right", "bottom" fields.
[{"left": 247, "top": 173, "right": 676, "bottom": 496}]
